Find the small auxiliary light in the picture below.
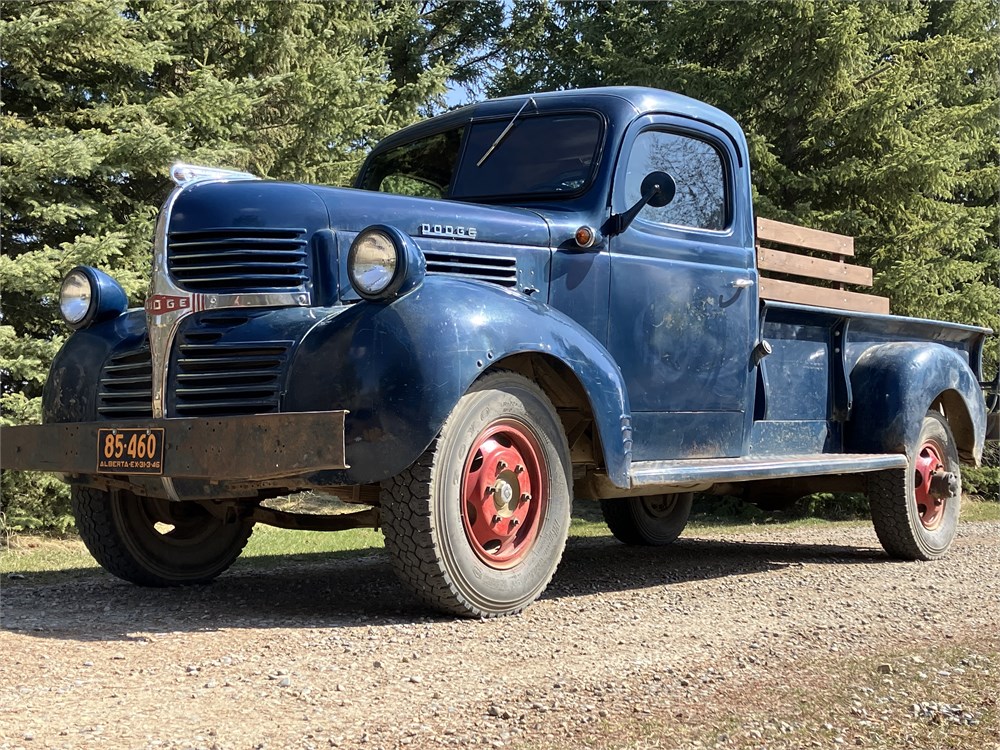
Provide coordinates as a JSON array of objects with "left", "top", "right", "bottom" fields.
[{"left": 574, "top": 226, "right": 597, "bottom": 249}]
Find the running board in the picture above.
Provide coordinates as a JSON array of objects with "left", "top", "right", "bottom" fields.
[{"left": 629, "top": 453, "right": 908, "bottom": 488}]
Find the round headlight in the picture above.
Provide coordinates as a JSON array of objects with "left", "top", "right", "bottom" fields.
[
  {"left": 348, "top": 229, "right": 400, "bottom": 298},
  {"left": 60, "top": 269, "right": 94, "bottom": 327}
]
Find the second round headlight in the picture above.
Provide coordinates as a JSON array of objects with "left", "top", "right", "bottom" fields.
[{"left": 348, "top": 229, "right": 400, "bottom": 298}]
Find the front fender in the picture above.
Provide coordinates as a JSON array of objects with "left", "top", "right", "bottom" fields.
[
  {"left": 848, "top": 342, "right": 986, "bottom": 463},
  {"left": 43, "top": 310, "right": 148, "bottom": 424},
  {"left": 284, "top": 277, "right": 631, "bottom": 486}
]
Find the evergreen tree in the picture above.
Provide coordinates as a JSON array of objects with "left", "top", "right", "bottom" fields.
[
  {"left": 0, "top": 0, "right": 455, "bottom": 529},
  {"left": 494, "top": 0, "right": 999, "bottom": 330},
  {"left": 381, "top": 1, "right": 506, "bottom": 112}
]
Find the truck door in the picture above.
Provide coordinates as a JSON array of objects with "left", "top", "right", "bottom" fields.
[{"left": 608, "top": 116, "right": 757, "bottom": 460}]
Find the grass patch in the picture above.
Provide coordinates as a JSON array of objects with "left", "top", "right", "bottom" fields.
[
  {"left": 960, "top": 497, "right": 1000, "bottom": 522},
  {"left": 3, "top": 497, "right": 997, "bottom": 581},
  {"left": 240, "top": 524, "right": 384, "bottom": 562},
  {"left": 0, "top": 534, "right": 97, "bottom": 577}
]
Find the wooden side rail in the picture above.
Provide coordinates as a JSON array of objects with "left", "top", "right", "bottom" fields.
[{"left": 755, "top": 217, "right": 890, "bottom": 314}]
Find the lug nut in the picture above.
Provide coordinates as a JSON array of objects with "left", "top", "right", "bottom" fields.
[
  {"left": 496, "top": 460, "right": 507, "bottom": 473},
  {"left": 514, "top": 465, "right": 524, "bottom": 474},
  {"left": 491, "top": 515, "right": 502, "bottom": 525},
  {"left": 510, "top": 519, "right": 519, "bottom": 529},
  {"left": 520, "top": 493, "right": 531, "bottom": 502}
]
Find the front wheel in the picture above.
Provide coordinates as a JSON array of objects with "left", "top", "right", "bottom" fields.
[
  {"left": 868, "top": 411, "right": 962, "bottom": 560},
  {"left": 380, "top": 371, "right": 572, "bottom": 617},
  {"left": 72, "top": 487, "right": 254, "bottom": 585},
  {"left": 600, "top": 493, "right": 693, "bottom": 546}
]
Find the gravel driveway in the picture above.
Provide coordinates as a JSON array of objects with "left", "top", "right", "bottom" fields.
[{"left": 2, "top": 520, "right": 998, "bottom": 749}]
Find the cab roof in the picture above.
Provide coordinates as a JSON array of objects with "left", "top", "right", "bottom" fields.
[{"left": 372, "top": 86, "right": 747, "bottom": 156}]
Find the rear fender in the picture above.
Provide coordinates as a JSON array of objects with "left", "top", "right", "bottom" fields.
[
  {"left": 284, "top": 276, "right": 632, "bottom": 486},
  {"left": 848, "top": 342, "right": 986, "bottom": 464}
]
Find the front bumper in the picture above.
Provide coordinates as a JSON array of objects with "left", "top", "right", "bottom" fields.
[{"left": 0, "top": 411, "right": 348, "bottom": 480}]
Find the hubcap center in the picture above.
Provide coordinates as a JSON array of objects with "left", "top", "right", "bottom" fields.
[
  {"left": 928, "top": 468, "right": 958, "bottom": 500},
  {"left": 492, "top": 477, "right": 518, "bottom": 516}
]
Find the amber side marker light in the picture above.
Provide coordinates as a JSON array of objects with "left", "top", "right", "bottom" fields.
[{"left": 574, "top": 226, "right": 597, "bottom": 249}]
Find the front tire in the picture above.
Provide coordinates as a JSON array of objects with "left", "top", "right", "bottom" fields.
[
  {"left": 72, "top": 487, "right": 253, "bottom": 586},
  {"left": 600, "top": 493, "right": 693, "bottom": 546},
  {"left": 868, "top": 411, "right": 961, "bottom": 560},
  {"left": 380, "top": 371, "right": 572, "bottom": 617}
]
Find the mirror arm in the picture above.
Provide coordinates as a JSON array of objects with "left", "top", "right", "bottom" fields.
[
  {"left": 605, "top": 171, "right": 675, "bottom": 237},
  {"left": 607, "top": 183, "right": 661, "bottom": 236}
]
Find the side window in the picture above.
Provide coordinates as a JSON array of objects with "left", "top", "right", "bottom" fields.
[
  {"left": 380, "top": 174, "right": 444, "bottom": 199},
  {"left": 624, "top": 130, "right": 727, "bottom": 231}
]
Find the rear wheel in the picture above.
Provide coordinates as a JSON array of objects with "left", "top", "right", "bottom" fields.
[
  {"left": 868, "top": 411, "right": 961, "bottom": 560},
  {"left": 601, "top": 493, "right": 693, "bottom": 546},
  {"left": 380, "top": 371, "right": 572, "bottom": 617},
  {"left": 72, "top": 487, "right": 253, "bottom": 585}
]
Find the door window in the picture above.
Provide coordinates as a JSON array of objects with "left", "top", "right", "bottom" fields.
[{"left": 624, "top": 131, "right": 727, "bottom": 231}]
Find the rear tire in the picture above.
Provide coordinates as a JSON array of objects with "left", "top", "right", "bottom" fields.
[
  {"left": 600, "top": 493, "right": 693, "bottom": 546},
  {"left": 868, "top": 411, "right": 961, "bottom": 560},
  {"left": 72, "top": 487, "right": 253, "bottom": 586},
  {"left": 380, "top": 371, "right": 572, "bottom": 617}
]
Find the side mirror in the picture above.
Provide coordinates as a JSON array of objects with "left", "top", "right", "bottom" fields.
[
  {"left": 642, "top": 171, "right": 676, "bottom": 207},
  {"left": 606, "top": 171, "right": 676, "bottom": 236}
]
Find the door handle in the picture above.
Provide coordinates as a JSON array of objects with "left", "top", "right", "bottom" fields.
[{"left": 730, "top": 278, "right": 754, "bottom": 289}]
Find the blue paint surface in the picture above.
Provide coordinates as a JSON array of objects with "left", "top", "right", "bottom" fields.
[{"left": 37, "top": 87, "right": 991, "bottom": 495}]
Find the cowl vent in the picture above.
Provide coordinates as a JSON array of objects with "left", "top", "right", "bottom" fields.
[{"left": 424, "top": 251, "right": 517, "bottom": 288}]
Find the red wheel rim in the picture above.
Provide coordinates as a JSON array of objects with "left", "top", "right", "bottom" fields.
[
  {"left": 914, "top": 439, "right": 947, "bottom": 530},
  {"left": 460, "top": 419, "right": 548, "bottom": 569}
]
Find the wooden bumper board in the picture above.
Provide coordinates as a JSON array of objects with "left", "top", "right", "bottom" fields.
[{"left": 0, "top": 411, "right": 348, "bottom": 480}]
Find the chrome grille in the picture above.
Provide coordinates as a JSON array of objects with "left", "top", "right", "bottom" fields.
[
  {"left": 424, "top": 251, "right": 517, "bottom": 288},
  {"left": 172, "top": 314, "right": 290, "bottom": 417},
  {"left": 98, "top": 344, "right": 153, "bottom": 419},
  {"left": 167, "top": 228, "right": 309, "bottom": 293}
]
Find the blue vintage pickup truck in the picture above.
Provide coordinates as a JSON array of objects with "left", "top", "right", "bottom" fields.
[{"left": 2, "top": 87, "right": 995, "bottom": 617}]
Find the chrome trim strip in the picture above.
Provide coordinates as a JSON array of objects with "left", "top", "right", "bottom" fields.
[
  {"left": 149, "top": 186, "right": 187, "bottom": 421},
  {"left": 629, "top": 453, "right": 908, "bottom": 487}
]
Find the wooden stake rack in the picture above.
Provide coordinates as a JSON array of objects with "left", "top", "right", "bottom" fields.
[{"left": 755, "top": 217, "right": 890, "bottom": 314}]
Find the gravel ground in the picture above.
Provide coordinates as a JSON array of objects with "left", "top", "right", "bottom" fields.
[{"left": 1, "top": 520, "right": 998, "bottom": 750}]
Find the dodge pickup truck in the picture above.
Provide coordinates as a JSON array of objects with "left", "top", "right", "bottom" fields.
[{"left": 2, "top": 87, "right": 995, "bottom": 617}]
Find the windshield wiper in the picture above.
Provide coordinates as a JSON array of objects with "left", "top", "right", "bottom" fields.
[{"left": 475, "top": 97, "right": 536, "bottom": 167}]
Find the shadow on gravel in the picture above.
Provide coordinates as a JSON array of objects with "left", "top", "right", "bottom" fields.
[{"left": 2, "top": 534, "right": 886, "bottom": 642}]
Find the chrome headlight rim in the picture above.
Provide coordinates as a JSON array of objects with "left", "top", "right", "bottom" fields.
[
  {"left": 58, "top": 266, "right": 129, "bottom": 330},
  {"left": 347, "top": 224, "right": 431, "bottom": 303},
  {"left": 59, "top": 267, "right": 97, "bottom": 329},
  {"left": 347, "top": 227, "right": 401, "bottom": 300}
]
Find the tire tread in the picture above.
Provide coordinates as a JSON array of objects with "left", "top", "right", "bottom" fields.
[
  {"left": 867, "top": 469, "right": 925, "bottom": 560},
  {"left": 380, "top": 371, "right": 569, "bottom": 618},
  {"left": 72, "top": 487, "right": 251, "bottom": 586}
]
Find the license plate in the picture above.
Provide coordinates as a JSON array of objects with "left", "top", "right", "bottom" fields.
[{"left": 96, "top": 428, "right": 165, "bottom": 475}]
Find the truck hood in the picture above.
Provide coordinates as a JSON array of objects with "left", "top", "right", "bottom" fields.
[
  {"left": 306, "top": 184, "right": 552, "bottom": 248},
  {"left": 170, "top": 180, "right": 552, "bottom": 246},
  {"left": 166, "top": 179, "right": 554, "bottom": 304}
]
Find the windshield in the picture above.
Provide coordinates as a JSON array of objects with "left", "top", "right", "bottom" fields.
[{"left": 358, "top": 113, "right": 603, "bottom": 201}]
